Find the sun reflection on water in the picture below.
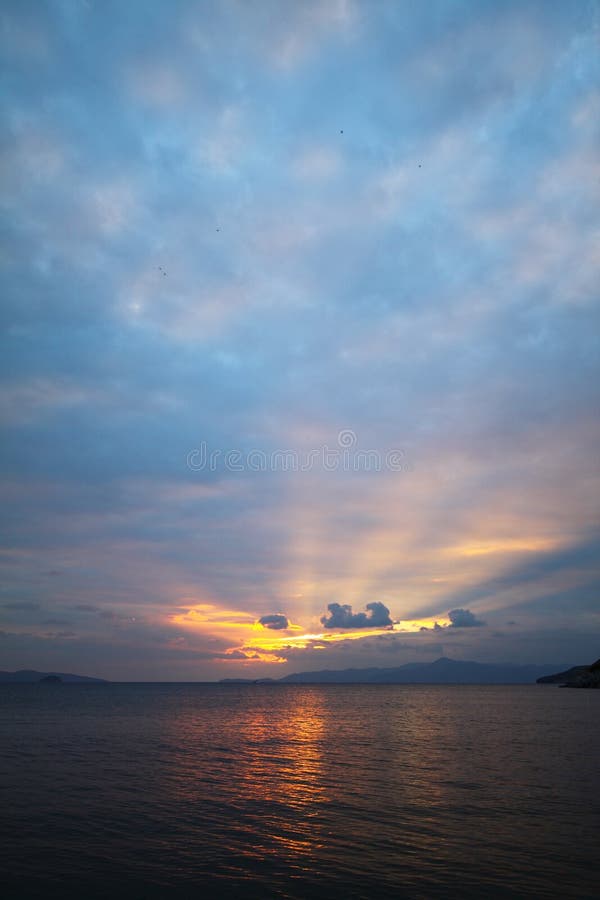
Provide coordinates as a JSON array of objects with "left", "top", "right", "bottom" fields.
[{"left": 164, "top": 687, "right": 329, "bottom": 871}]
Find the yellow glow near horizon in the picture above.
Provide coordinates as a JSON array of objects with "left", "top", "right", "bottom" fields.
[
  {"left": 394, "top": 617, "right": 452, "bottom": 631},
  {"left": 169, "top": 600, "right": 425, "bottom": 664},
  {"left": 170, "top": 599, "right": 471, "bottom": 664},
  {"left": 444, "top": 537, "right": 557, "bottom": 557},
  {"left": 234, "top": 615, "right": 458, "bottom": 660},
  {"left": 242, "top": 625, "right": 397, "bottom": 652}
]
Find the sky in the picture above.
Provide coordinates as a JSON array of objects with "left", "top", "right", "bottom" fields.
[{"left": 1, "top": 0, "right": 599, "bottom": 681}]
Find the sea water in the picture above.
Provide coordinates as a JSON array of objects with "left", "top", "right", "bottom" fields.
[{"left": 1, "top": 683, "right": 598, "bottom": 898}]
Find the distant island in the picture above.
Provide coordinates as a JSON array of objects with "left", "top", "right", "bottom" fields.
[
  {"left": 220, "top": 657, "right": 573, "bottom": 685},
  {"left": 536, "top": 658, "right": 600, "bottom": 688},
  {"left": 0, "top": 670, "right": 108, "bottom": 684}
]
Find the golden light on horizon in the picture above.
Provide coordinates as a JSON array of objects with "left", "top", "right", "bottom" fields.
[
  {"left": 168, "top": 596, "right": 474, "bottom": 666},
  {"left": 169, "top": 599, "right": 427, "bottom": 665},
  {"left": 394, "top": 617, "right": 452, "bottom": 631}
]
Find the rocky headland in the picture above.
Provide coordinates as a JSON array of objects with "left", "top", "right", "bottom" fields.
[{"left": 536, "top": 658, "right": 600, "bottom": 688}]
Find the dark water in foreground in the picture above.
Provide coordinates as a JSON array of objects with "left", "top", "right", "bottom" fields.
[{"left": 1, "top": 684, "right": 599, "bottom": 899}]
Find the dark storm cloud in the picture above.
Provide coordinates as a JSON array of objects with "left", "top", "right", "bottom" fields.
[
  {"left": 258, "top": 614, "right": 289, "bottom": 630},
  {"left": 321, "top": 601, "right": 393, "bottom": 629},
  {"left": 448, "top": 608, "right": 485, "bottom": 628}
]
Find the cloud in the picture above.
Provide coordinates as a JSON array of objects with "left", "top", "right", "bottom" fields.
[
  {"left": 258, "top": 614, "right": 289, "bottom": 630},
  {"left": 225, "top": 649, "right": 261, "bottom": 660},
  {"left": 292, "top": 146, "right": 341, "bottom": 181},
  {"left": 448, "top": 608, "right": 486, "bottom": 628},
  {"left": 418, "top": 609, "right": 485, "bottom": 631},
  {"left": 43, "top": 630, "right": 77, "bottom": 640},
  {"left": 321, "top": 601, "right": 393, "bottom": 629},
  {"left": 3, "top": 601, "right": 40, "bottom": 611}
]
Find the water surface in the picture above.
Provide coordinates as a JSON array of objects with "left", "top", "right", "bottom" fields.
[{"left": 1, "top": 683, "right": 598, "bottom": 898}]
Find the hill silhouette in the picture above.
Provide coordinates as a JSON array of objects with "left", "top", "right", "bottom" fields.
[
  {"left": 0, "top": 670, "right": 107, "bottom": 684},
  {"left": 537, "top": 658, "right": 600, "bottom": 688}
]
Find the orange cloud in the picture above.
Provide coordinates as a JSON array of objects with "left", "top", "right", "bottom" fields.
[
  {"left": 443, "top": 537, "right": 558, "bottom": 558},
  {"left": 172, "top": 602, "right": 256, "bottom": 631}
]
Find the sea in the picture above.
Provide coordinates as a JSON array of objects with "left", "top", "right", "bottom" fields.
[{"left": 1, "top": 683, "right": 599, "bottom": 899}]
